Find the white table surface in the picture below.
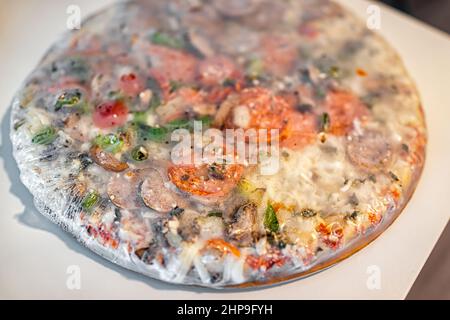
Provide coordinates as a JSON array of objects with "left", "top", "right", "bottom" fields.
[{"left": 0, "top": 0, "right": 449, "bottom": 300}]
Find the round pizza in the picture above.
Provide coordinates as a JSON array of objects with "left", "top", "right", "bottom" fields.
[{"left": 10, "top": 0, "right": 426, "bottom": 288}]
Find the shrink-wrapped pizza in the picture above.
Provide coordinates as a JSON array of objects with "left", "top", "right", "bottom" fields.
[{"left": 10, "top": 0, "right": 426, "bottom": 287}]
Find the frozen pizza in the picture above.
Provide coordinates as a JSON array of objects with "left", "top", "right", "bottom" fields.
[{"left": 10, "top": 0, "right": 426, "bottom": 287}]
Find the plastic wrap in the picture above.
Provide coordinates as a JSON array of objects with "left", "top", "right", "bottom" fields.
[{"left": 10, "top": 0, "right": 426, "bottom": 288}]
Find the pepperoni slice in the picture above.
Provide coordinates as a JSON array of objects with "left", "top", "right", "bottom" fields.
[
  {"left": 168, "top": 163, "right": 244, "bottom": 197},
  {"left": 225, "top": 87, "right": 289, "bottom": 131},
  {"left": 261, "top": 35, "right": 298, "bottom": 77},
  {"left": 141, "top": 170, "right": 178, "bottom": 212},
  {"left": 224, "top": 87, "right": 317, "bottom": 148},
  {"left": 198, "top": 56, "right": 242, "bottom": 87},
  {"left": 346, "top": 129, "right": 393, "bottom": 171},
  {"left": 147, "top": 45, "right": 198, "bottom": 99},
  {"left": 325, "top": 90, "right": 367, "bottom": 136},
  {"left": 108, "top": 168, "right": 179, "bottom": 212},
  {"left": 280, "top": 110, "right": 317, "bottom": 149},
  {"left": 107, "top": 170, "right": 142, "bottom": 209}
]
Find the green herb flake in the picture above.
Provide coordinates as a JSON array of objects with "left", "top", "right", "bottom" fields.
[
  {"left": 198, "top": 115, "right": 213, "bottom": 129},
  {"left": 315, "top": 86, "right": 327, "bottom": 99},
  {"left": 264, "top": 203, "right": 280, "bottom": 233},
  {"left": 319, "top": 112, "right": 330, "bottom": 133},
  {"left": 208, "top": 163, "right": 226, "bottom": 181},
  {"left": 223, "top": 78, "right": 236, "bottom": 88},
  {"left": 139, "top": 125, "right": 168, "bottom": 143},
  {"left": 347, "top": 210, "right": 360, "bottom": 221},
  {"left": 164, "top": 116, "right": 213, "bottom": 133},
  {"left": 32, "top": 126, "right": 57, "bottom": 145},
  {"left": 389, "top": 171, "right": 400, "bottom": 182},
  {"left": 207, "top": 211, "right": 223, "bottom": 218},
  {"left": 146, "top": 77, "right": 163, "bottom": 109},
  {"left": 328, "top": 65, "right": 341, "bottom": 79},
  {"left": 297, "top": 208, "right": 317, "bottom": 218},
  {"left": 277, "top": 240, "right": 287, "bottom": 249},
  {"left": 149, "top": 93, "right": 161, "bottom": 109},
  {"left": 54, "top": 90, "right": 82, "bottom": 111},
  {"left": 361, "top": 93, "right": 380, "bottom": 110},
  {"left": 169, "top": 80, "right": 184, "bottom": 93},
  {"left": 14, "top": 119, "right": 26, "bottom": 131},
  {"left": 169, "top": 206, "right": 184, "bottom": 217},
  {"left": 133, "top": 111, "right": 148, "bottom": 125},
  {"left": 81, "top": 190, "right": 100, "bottom": 211},
  {"left": 246, "top": 58, "right": 264, "bottom": 79},
  {"left": 164, "top": 118, "right": 192, "bottom": 131},
  {"left": 151, "top": 32, "right": 184, "bottom": 49},
  {"left": 94, "top": 134, "right": 124, "bottom": 153},
  {"left": 300, "top": 68, "right": 313, "bottom": 84},
  {"left": 107, "top": 90, "right": 124, "bottom": 101},
  {"left": 401, "top": 143, "right": 409, "bottom": 153},
  {"left": 131, "top": 145, "right": 149, "bottom": 162}
]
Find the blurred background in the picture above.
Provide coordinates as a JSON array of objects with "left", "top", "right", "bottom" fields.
[
  {"left": 380, "top": 0, "right": 450, "bottom": 33},
  {"left": 379, "top": 0, "right": 450, "bottom": 300}
]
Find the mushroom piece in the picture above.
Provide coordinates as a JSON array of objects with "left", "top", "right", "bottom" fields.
[
  {"left": 227, "top": 202, "right": 258, "bottom": 247},
  {"left": 346, "top": 129, "right": 393, "bottom": 171},
  {"left": 177, "top": 209, "right": 201, "bottom": 241},
  {"left": 140, "top": 169, "right": 178, "bottom": 213},
  {"left": 198, "top": 216, "right": 225, "bottom": 240},
  {"left": 108, "top": 168, "right": 179, "bottom": 212},
  {"left": 90, "top": 145, "right": 129, "bottom": 172}
]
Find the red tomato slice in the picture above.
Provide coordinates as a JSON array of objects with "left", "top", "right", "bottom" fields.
[
  {"left": 93, "top": 101, "right": 129, "bottom": 129},
  {"left": 168, "top": 164, "right": 244, "bottom": 197}
]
